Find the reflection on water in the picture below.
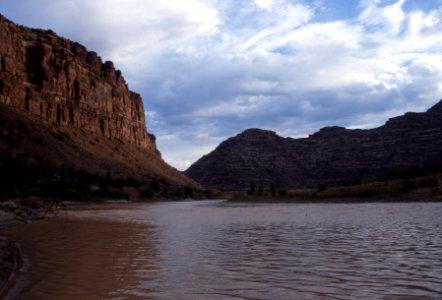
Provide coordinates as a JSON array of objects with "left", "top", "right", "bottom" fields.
[
  {"left": 5, "top": 218, "right": 157, "bottom": 299},
  {"left": 4, "top": 201, "right": 442, "bottom": 299}
]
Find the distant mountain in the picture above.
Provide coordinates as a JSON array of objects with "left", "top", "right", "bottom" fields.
[
  {"left": 185, "top": 100, "right": 442, "bottom": 191},
  {"left": 0, "top": 14, "right": 200, "bottom": 199}
]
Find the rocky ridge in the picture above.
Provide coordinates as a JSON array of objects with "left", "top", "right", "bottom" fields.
[{"left": 185, "top": 100, "right": 442, "bottom": 190}]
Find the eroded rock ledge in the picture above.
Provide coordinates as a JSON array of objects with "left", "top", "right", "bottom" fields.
[
  {"left": 0, "top": 14, "right": 156, "bottom": 152},
  {"left": 0, "top": 14, "right": 201, "bottom": 198}
]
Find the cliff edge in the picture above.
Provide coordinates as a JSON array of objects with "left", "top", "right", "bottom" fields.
[
  {"left": 0, "top": 14, "right": 200, "bottom": 199},
  {"left": 0, "top": 14, "right": 155, "bottom": 151}
]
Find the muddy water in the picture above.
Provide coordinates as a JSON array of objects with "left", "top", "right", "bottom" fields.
[
  {"left": 5, "top": 216, "right": 156, "bottom": 300},
  {"left": 3, "top": 201, "right": 442, "bottom": 300}
]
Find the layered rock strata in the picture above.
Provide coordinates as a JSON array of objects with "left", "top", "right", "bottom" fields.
[
  {"left": 186, "top": 100, "right": 442, "bottom": 190},
  {"left": 0, "top": 14, "right": 155, "bottom": 152},
  {"left": 0, "top": 14, "right": 200, "bottom": 195}
]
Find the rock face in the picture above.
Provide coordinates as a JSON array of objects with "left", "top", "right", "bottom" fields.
[
  {"left": 0, "top": 14, "right": 154, "bottom": 152},
  {"left": 186, "top": 101, "right": 442, "bottom": 190},
  {"left": 0, "top": 14, "right": 200, "bottom": 197}
]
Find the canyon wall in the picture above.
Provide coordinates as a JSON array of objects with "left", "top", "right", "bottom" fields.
[
  {"left": 0, "top": 14, "right": 201, "bottom": 198},
  {"left": 0, "top": 14, "right": 156, "bottom": 152},
  {"left": 186, "top": 101, "right": 442, "bottom": 190}
]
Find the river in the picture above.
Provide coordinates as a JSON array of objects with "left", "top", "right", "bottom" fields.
[{"left": 3, "top": 200, "right": 442, "bottom": 300}]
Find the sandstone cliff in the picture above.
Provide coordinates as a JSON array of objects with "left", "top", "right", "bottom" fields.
[
  {"left": 0, "top": 14, "right": 200, "bottom": 199},
  {"left": 185, "top": 100, "right": 442, "bottom": 190},
  {"left": 0, "top": 14, "right": 155, "bottom": 152}
]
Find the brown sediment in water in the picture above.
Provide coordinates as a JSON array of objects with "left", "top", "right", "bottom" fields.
[
  {"left": 2, "top": 212, "right": 157, "bottom": 300},
  {"left": 2, "top": 202, "right": 442, "bottom": 300},
  {"left": 0, "top": 201, "right": 62, "bottom": 299}
]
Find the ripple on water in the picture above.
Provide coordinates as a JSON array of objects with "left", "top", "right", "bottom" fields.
[{"left": 3, "top": 201, "right": 442, "bottom": 300}]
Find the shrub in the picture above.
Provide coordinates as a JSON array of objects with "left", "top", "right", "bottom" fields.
[
  {"left": 257, "top": 185, "right": 264, "bottom": 196},
  {"left": 139, "top": 183, "right": 155, "bottom": 199},
  {"left": 400, "top": 179, "right": 416, "bottom": 193},
  {"left": 278, "top": 189, "right": 287, "bottom": 197},
  {"left": 247, "top": 181, "right": 256, "bottom": 196},
  {"left": 317, "top": 183, "right": 328, "bottom": 192},
  {"left": 38, "top": 178, "right": 70, "bottom": 199},
  {"left": 416, "top": 177, "right": 439, "bottom": 189},
  {"left": 361, "top": 176, "right": 378, "bottom": 184}
]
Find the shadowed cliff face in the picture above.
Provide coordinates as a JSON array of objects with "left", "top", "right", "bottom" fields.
[
  {"left": 0, "top": 14, "right": 155, "bottom": 152},
  {"left": 185, "top": 101, "right": 442, "bottom": 190},
  {"left": 0, "top": 14, "right": 201, "bottom": 197}
]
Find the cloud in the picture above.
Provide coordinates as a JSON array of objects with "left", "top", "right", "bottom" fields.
[
  {"left": 144, "top": 0, "right": 442, "bottom": 169},
  {"left": 253, "top": 0, "right": 274, "bottom": 10},
  {"left": 359, "top": 0, "right": 406, "bottom": 35},
  {"left": 1, "top": 0, "right": 442, "bottom": 170},
  {"left": 1, "top": 0, "right": 219, "bottom": 73}
]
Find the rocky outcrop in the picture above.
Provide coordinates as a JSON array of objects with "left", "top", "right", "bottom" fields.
[
  {"left": 0, "top": 14, "right": 201, "bottom": 198},
  {"left": 0, "top": 14, "right": 155, "bottom": 152},
  {"left": 186, "top": 100, "right": 442, "bottom": 190}
]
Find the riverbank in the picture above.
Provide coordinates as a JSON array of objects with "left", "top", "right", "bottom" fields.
[
  {"left": 0, "top": 200, "right": 61, "bottom": 299},
  {"left": 228, "top": 189, "right": 442, "bottom": 203},
  {"left": 0, "top": 225, "right": 20, "bottom": 299},
  {"left": 226, "top": 175, "right": 442, "bottom": 203}
]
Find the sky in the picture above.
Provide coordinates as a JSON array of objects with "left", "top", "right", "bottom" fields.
[{"left": 1, "top": 0, "right": 442, "bottom": 170}]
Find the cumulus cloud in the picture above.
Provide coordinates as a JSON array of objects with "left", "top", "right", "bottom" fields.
[
  {"left": 144, "top": 0, "right": 442, "bottom": 169},
  {"left": 1, "top": 0, "right": 219, "bottom": 74},
  {"left": 1, "top": 0, "right": 442, "bottom": 170}
]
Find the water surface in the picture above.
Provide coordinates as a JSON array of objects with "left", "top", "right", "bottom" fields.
[{"left": 4, "top": 201, "right": 442, "bottom": 299}]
